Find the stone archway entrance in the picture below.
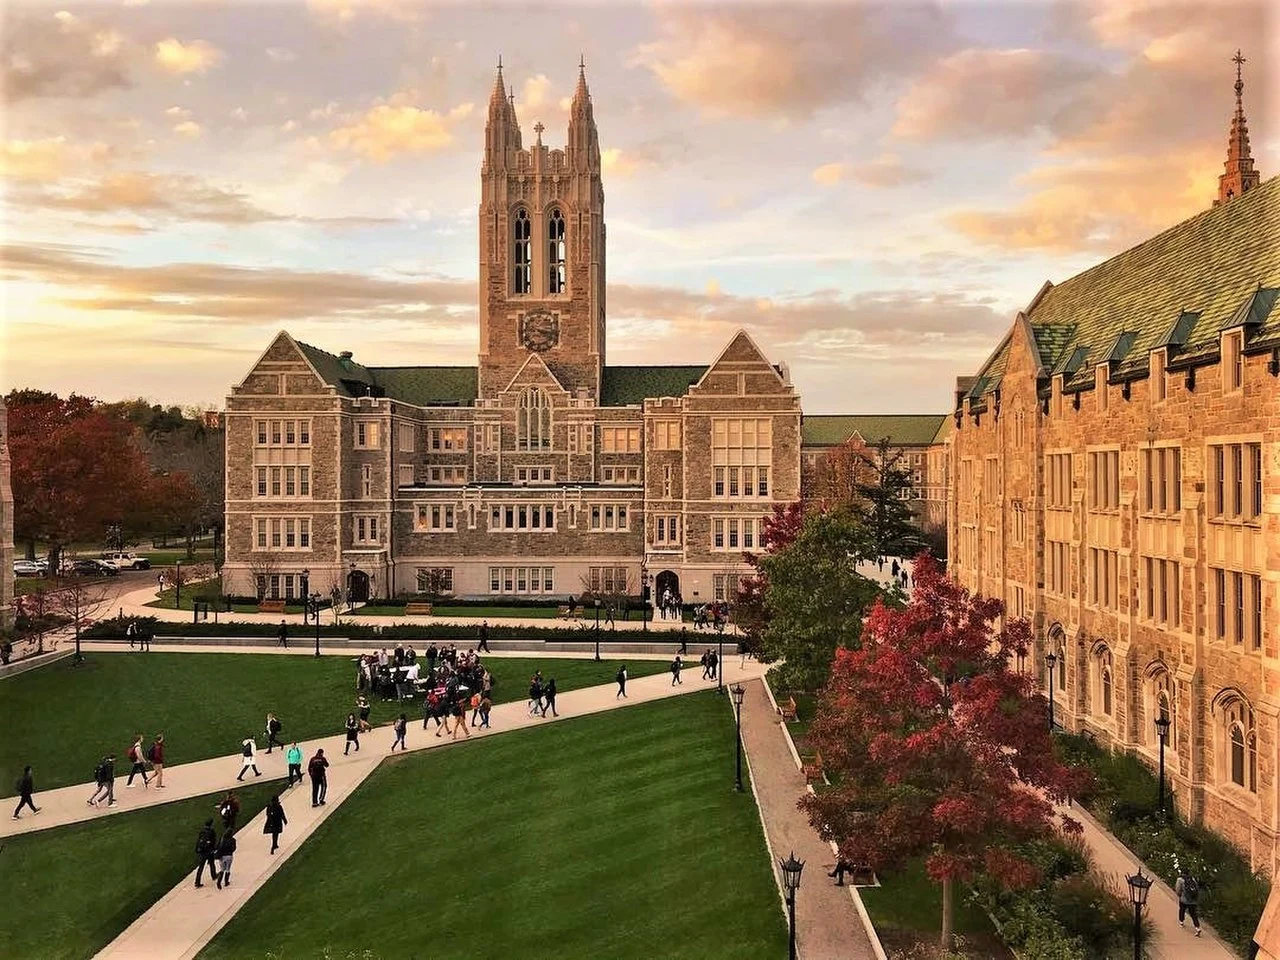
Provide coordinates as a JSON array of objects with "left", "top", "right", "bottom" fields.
[
  {"left": 655, "top": 570, "right": 680, "bottom": 604},
  {"left": 348, "top": 570, "right": 370, "bottom": 604}
]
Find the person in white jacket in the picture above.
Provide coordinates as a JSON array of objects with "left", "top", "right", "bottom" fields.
[{"left": 236, "top": 736, "right": 261, "bottom": 781}]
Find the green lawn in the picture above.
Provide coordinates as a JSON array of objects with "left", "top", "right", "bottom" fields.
[
  {"left": 356, "top": 604, "right": 656, "bottom": 621},
  {"left": 860, "top": 856, "right": 1008, "bottom": 957},
  {"left": 201, "top": 691, "right": 787, "bottom": 959},
  {"left": 2, "top": 653, "right": 669, "bottom": 795},
  {"left": 0, "top": 783, "right": 277, "bottom": 960}
]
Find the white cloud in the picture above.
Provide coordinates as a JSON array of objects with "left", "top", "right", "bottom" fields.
[
  {"left": 266, "top": 47, "right": 297, "bottom": 63},
  {"left": 328, "top": 100, "right": 475, "bottom": 161},
  {"left": 154, "top": 38, "right": 222, "bottom": 75},
  {"left": 172, "top": 120, "right": 203, "bottom": 138}
]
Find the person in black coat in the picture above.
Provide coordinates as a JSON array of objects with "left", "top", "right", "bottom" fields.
[
  {"left": 194, "top": 819, "right": 220, "bottom": 888},
  {"left": 541, "top": 678, "right": 559, "bottom": 717},
  {"left": 215, "top": 830, "right": 237, "bottom": 889},
  {"left": 12, "top": 766, "right": 40, "bottom": 819},
  {"left": 263, "top": 795, "right": 287, "bottom": 854}
]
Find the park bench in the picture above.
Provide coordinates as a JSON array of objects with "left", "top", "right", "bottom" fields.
[
  {"left": 779, "top": 696, "right": 798, "bottom": 722},
  {"left": 257, "top": 599, "right": 286, "bottom": 614},
  {"left": 802, "top": 749, "right": 825, "bottom": 784},
  {"left": 557, "top": 604, "right": 580, "bottom": 617},
  {"left": 404, "top": 602, "right": 433, "bottom": 615}
]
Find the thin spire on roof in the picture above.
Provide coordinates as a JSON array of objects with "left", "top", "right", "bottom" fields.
[{"left": 1214, "top": 48, "right": 1262, "bottom": 206}]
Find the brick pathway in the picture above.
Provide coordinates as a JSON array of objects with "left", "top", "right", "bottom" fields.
[{"left": 738, "top": 678, "right": 878, "bottom": 960}]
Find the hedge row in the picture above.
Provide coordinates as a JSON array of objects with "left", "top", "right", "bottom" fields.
[{"left": 83, "top": 616, "right": 693, "bottom": 645}]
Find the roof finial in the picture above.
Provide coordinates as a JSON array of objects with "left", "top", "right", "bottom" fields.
[
  {"left": 579, "top": 53, "right": 585, "bottom": 72},
  {"left": 1214, "top": 48, "right": 1261, "bottom": 206},
  {"left": 497, "top": 54, "right": 503, "bottom": 71},
  {"left": 1233, "top": 48, "right": 1246, "bottom": 101}
]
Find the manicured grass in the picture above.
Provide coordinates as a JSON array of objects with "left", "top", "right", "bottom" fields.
[
  {"left": 360, "top": 603, "right": 563, "bottom": 618},
  {"left": 2, "top": 654, "right": 669, "bottom": 796},
  {"left": 0, "top": 782, "right": 277, "bottom": 960},
  {"left": 860, "top": 856, "right": 1005, "bottom": 954},
  {"left": 201, "top": 692, "right": 787, "bottom": 959}
]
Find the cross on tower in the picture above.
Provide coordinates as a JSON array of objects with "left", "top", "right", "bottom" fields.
[
  {"left": 1233, "top": 49, "right": 1246, "bottom": 96},
  {"left": 533, "top": 121, "right": 545, "bottom": 144}
]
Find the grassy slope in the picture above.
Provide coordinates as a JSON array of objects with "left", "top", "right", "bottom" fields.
[
  {"left": 0, "top": 783, "right": 277, "bottom": 960},
  {"left": 2, "top": 654, "right": 668, "bottom": 796},
  {"left": 201, "top": 691, "right": 787, "bottom": 960}
]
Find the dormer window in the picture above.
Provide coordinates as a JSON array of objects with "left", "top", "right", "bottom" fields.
[
  {"left": 1223, "top": 330, "right": 1244, "bottom": 393},
  {"left": 1095, "top": 366, "right": 1109, "bottom": 412},
  {"left": 1150, "top": 350, "right": 1167, "bottom": 403}
]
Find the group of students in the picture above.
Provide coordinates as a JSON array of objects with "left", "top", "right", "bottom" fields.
[{"left": 85, "top": 733, "right": 167, "bottom": 808}]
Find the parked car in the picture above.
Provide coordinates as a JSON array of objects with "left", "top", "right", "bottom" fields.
[
  {"left": 13, "top": 559, "right": 45, "bottom": 577},
  {"left": 71, "top": 558, "right": 119, "bottom": 577},
  {"left": 101, "top": 552, "right": 152, "bottom": 571}
]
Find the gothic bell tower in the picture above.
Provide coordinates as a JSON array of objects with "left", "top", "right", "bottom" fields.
[{"left": 478, "top": 59, "right": 606, "bottom": 399}]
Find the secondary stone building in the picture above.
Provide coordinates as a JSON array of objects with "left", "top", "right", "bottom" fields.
[
  {"left": 224, "top": 63, "right": 943, "bottom": 609},
  {"left": 947, "top": 63, "right": 1278, "bottom": 871}
]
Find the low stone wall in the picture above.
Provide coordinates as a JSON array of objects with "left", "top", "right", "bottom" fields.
[{"left": 0, "top": 646, "right": 75, "bottom": 679}]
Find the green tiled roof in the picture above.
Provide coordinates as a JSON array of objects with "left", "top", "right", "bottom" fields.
[
  {"left": 369, "top": 366, "right": 478, "bottom": 405},
  {"left": 801, "top": 414, "right": 948, "bottom": 447},
  {"left": 599, "top": 365, "right": 706, "bottom": 405},
  {"left": 970, "top": 176, "right": 1280, "bottom": 394},
  {"left": 295, "top": 341, "right": 374, "bottom": 396}
]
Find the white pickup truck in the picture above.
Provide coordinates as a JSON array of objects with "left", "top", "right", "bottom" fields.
[{"left": 102, "top": 552, "right": 153, "bottom": 571}]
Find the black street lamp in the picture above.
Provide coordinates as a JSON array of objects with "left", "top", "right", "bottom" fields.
[
  {"left": 779, "top": 851, "right": 804, "bottom": 960},
  {"left": 175, "top": 559, "right": 183, "bottom": 610},
  {"left": 1126, "top": 869, "right": 1152, "bottom": 960},
  {"left": 717, "top": 626, "right": 725, "bottom": 695},
  {"left": 594, "top": 598, "right": 601, "bottom": 662},
  {"left": 732, "top": 683, "right": 745, "bottom": 792},
  {"left": 1154, "top": 714, "right": 1171, "bottom": 816},
  {"left": 311, "top": 593, "right": 322, "bottom": 659},
  {"left": 640, "top": 562, "right": 649, "bottom": 634},
  {"left": 1046, "top": 652, "right": 1058, "bottom": 730}
]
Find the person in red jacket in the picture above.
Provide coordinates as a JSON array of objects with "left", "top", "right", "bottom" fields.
[{"left": 148, "top": 734, "right": 166, "bottom": 789}]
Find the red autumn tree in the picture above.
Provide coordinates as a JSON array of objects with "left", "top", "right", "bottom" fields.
[
  {"left": 799, "top": 554, "right": 1088, "bottom": 950},
  {"left": 147, "top": 470, "right": 208, "bottom": 560},
  {"left": 7, "top": 390, "right": 156, "bottom": 565},
  {"left": 733, "top": 500, "right": 804, "bottom": 657}
]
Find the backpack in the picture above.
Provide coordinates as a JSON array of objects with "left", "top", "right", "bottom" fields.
[
  {"left": 94, "top": 762, "right": 107, "bottom": 783},
  {"left": 1183, "top": 876, "right": 1199, "bottom": 900},
  {"left": 146, "top": 743, "right": 159, "bottom": 763},
  {"left": 129, "top": 744, "right": 141, "bottom": 763},
  {"left": 242, "top": 741, "right": 253, "bottom": 758}
]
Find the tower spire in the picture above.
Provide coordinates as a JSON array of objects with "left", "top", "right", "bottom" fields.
[
  {"left": 1215, "top": 49, "right": 1261, "bottom": 206},
  {"left": 567, "top": 57, "right": 599, "bottom": 171}
]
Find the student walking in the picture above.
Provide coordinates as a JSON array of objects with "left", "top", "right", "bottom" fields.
[
  {"left": 218, "top": 791, "right": 241, "bottom": 834},
  {"left": 700, "top": 649, "right": 711, "bottom": 680},
  {"left": 148, "top": 734, "right": 166, "bottom": 788},
  {"left": 616, "top": 665, "right": 628, "bottom": 698},
  {"left": 541, "top": 677, "right": 559, "bottom": 717},
  {"left": 286, "top": 742, "right": 303, "bottom": 787},
  {"left": 479, "top": 694, "right": 492, "bottom": 728},
  {"left": 671, "top": 655, "right": 683, "bottom": 686},
  {"left": 125, "top": 735, "right": 151, "bottom": 788},
  {"left": 263, "top": 795, "right": 287, "bottom": 854},
  {"left": 344, "top": 713, "right": 360, "bottom": 755},
  {"left": 451, "top": 694, "right": 471, "bottom": 739},
  {"left": 308, "top": 749, "right": 329, "bottom": 807},
  {"left": 709, "top": 650, "right": 719, "bottom": 681},
  {"left": 277, "top": 619, "right": 288, "bottom": 649},
  {"left": 1176, "top": 868, "right": 1203, "bottom": 937},
  {"left": 391, "top": 714, "right": 408, "bottom": 752},
  {"left": 478, "top": 621, "right": 491, "bottom": 653},
  {"left": 356, "top": 695, "right": 371, "bottom": 732},
  {"left": 265, "top": 712, "right": 284, "bottom": 753},
  {"left": 87, "top": 755, "right": 117, "bottom": 807},
  {"left": 12, "top": 766, "right": 40, "bottom": 819},
  {"left": 214, "top": 830, "right": 237, "bottom": 889},
  {"left": 528, "top": 675, "right": 543, "bottom": 716},
  {"left": 126, "top": 620, "right": 139, "bottom": 649},
  {"left": 237, "top": 737, "right": 261, "bottom": 780},
  {"left": 194, "top": 819, "right": 220, "bottom": 888}
]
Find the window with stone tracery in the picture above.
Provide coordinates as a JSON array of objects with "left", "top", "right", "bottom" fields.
[
  {"left": 1219, "top": 696, "right": 1257, "bottom": 792},
  {"left": 547, "top": 207, "right": 566, "bottom": 294},
  {"left": 513, "top": 208, "right": 531, "bottom": 294},
  {"left": 517, "top": 387, "right": 551, "bottom": 451}
]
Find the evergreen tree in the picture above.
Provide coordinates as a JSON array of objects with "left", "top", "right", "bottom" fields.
[{"left": 855, "top": 437, "right": 920, "bottom": 559}]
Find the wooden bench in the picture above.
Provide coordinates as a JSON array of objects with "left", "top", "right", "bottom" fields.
[
  {"left": 404, "top": 602, "right": 433, "bottom": 615},
  {"left": 802, "top": 749, "right": 824, "bottom": 784},
  {"left": 779, "top": 696, "right": 798, "bottom": 722},
  {"left": 257, "top": 599, "right": 286, "bottom": 614}
]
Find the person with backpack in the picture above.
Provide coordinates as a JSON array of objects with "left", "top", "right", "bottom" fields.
[
  {"left": 541, "top": 677, "right": 559, "bottom": 717},
  {"left": 391, "top": 713, "right": 408, "bottom": 752},
  {"left": 265, "top": 712, "right": 283, "bottom": 753},
  {"left": 194, "top": 819, "right": 220, "bottom": 888},
  {"left": 12, "top": 766, "right": 40, "bottom": 819},
  {"left": 125, "top": 734, "right": 150, "bottom": 788},
  {"left": 670, "top": 655, "right": 683, "bottom": 686},
  {"left": 148, "top": 734, "right": 166, "bottom": 788},
  {"left": 344, "top": 713, "right": 360, "bottom": 755},
  {"left": 215, "top": 829, "right": 237, "bottom": 889},
  {"left": 126, "top": 620, "right": 138, "bottom": 650},
  {"left": 1176, "top": 868, "right": 1203, "bottom": 937},
  {"left": 479, "top": 693, "right": 492, "bottom": 729},
  {"left": 308, "top": 748, "right": 329, "bottom": 807},
  {"left": 236, "top": 736, "right": 261, "bottom": 781},
  {"left": 263, "top": 795, "right": 287, "bottom": 854},
  {"left": 87, "top": 754, "right": 117, "bottom": 807},
  {"left": 616, "top": 664, "right": 627, "bottom": 698},
  {"left": 218, "top": 790, "right": 241, "bottom": 833},
  {"left": 286, "top": 742, "right": 303, "bottom": 787}
]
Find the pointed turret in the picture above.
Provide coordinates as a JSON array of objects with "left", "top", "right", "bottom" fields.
[
  {"left": 567, "top": 56, "right": 600, "bottom": 172},
  {"left": 1215, "top": 49, "right": 1262, "bottom": 206},
  {"left": 484, "top": 58, "right": 515, "bottom": 170}
]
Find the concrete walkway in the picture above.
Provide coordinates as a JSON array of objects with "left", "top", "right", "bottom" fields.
[
  {"left": 738, "top": 678, "right": 878, "bottom": 960},
  {"left": 1059, "top": 802, "right": 1235, "bottom": 960},
  {"left": 75, "top": 660, "right": 765, "bottom": 959}
]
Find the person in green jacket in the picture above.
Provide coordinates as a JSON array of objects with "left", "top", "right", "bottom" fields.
[{"left": 285, "top": 743, "right": 303, "bottom": 788}]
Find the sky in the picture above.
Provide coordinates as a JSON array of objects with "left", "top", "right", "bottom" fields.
[{"left": 1, "top": 0, "right": 1275, "bottom": 413}]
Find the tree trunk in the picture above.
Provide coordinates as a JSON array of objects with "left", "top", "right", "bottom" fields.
[
  {"left": 26, "top": 539, "right": 36, "bottom": 561},
  {"left": 185, "top": 529, "right": 195, "bottom": 560},
  {"left": 939, "top": 875, "right": 954, "bottom": 953}
]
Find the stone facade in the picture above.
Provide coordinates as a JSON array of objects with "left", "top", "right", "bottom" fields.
[
  {"left": 948, "top": 171, "right": 1280, "bottom": 872},
  {"left": 0, "top": 396, "right": 14, "bottom": 627}
]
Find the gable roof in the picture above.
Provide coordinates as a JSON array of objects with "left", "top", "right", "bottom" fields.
[
  {"left": 801, "top": 414, "right": 948, "bottom": 447},
  {"left": 600, "top": 365, "right": 706, "bottom": 405},
  {"left": 968, "top": 175, "right": 1280, "bottom": 396}
]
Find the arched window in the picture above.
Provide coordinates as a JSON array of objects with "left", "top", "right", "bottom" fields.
[
  {"left": 518, "top": 388, "right": 550, "bottom": 451},
  {"left": 1102, "top": 668, "right": 1113, "bottom": 716},
  {"left": 1231, "top": 725, "right": 1246, "bottom": 787},
  {"left": 1146, "top": 667, "right": 1177, "bottom": 752},
  {"left": 1218, "top": 695, "right": 1257, "bottom": 793},
  {"left": 547, "top": 207, "right": 566, "bottom": 294},
  {"left": 1090, "top": 643, "right": 1114, "bottom": 720},
  {"left": 513, "top": 208, "right": 531, "bottom": 294}
]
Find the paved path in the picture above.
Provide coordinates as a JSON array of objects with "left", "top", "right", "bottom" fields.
[
  {"left": 1059, "top": 802, "right": 1235, "bottom": 960},
  {"left": 76, "top": 660, "right": 766, "bottom": 959},
  {"left": 738, "top": 678, "right": 878, "bottom": 960}
]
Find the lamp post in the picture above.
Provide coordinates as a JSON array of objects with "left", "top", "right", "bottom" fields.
[
  {"left": 301, "top": 567, "right": 310, "bottom": 604},
  {"left": 732, "top": 683, "right": 745, "bottom": 792},
  {"left": 640, "top": 562, "right": 649, "bottom": 634},
  {"left": 1046, "top": 652, "right": 1057, "bottom": 730},
  {"left": 1126, "top": 869, "right": 1152, "bottom": 960},
  {"left": 175, "top": 560, "right": 182, "bottom": 610},
  {"left": 594, "top": 598, "right": 601, "bottom": 662},
  {"left": 311, "top": 592, "right": 322, "bottom": 659},
  {"left": 1155, "top": 714, "right": 1171, "bottom": 816},
  {"left": 779, "top": 851, "right": 804, "bottom": 960},
  {"left": 717, "top": 626, "right": 725, "bottom": 695}
]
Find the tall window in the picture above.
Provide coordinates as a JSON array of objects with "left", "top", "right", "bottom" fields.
[
  {"left": 1209, "top": 442, "right": 1263, "bottom": 521},
  {"left": 712, "top": 418, "right": 772, "bottom": 500},
  {"left": 513, "top": 208, "right": 531, "bottom": 294},
  {"left": 1088, "top": 450, "right": 1120, "bottom": 511},
  {"left": 1046, "top": 453, "right": 1072, "bottom": 508},
  {"left": 1142, "top": 447, "right": 1181, "bottom": 515},
  {"left": 1223, "top": 331, "right": 1244, "bottom": 392},
  {"left": 547, "top": 207, "right": 566, "bottom": 294},
  {"left": 518, "top": 388, "right": 551, "bottom": 450},
  {"left": 1221, "top": 698, "right": 1256, "bottom": 792}
]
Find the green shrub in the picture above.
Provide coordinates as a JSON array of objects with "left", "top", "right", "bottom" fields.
[{"left": 1050, "top": 874, "right": 1132, "bottom": 957}]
